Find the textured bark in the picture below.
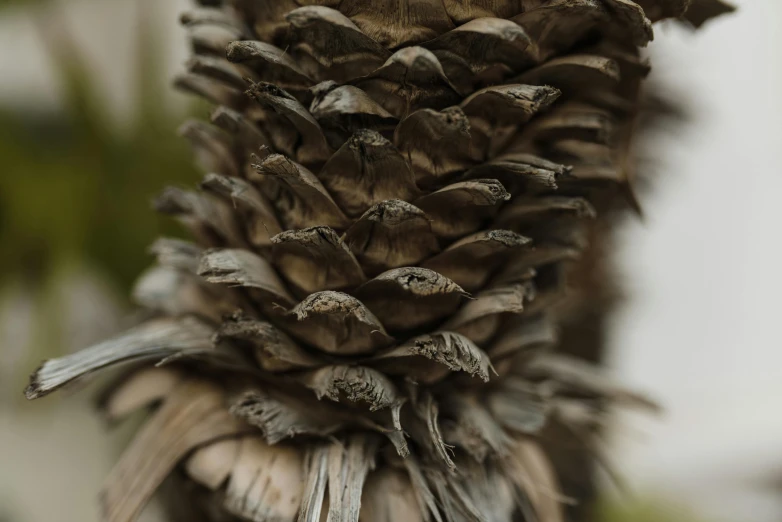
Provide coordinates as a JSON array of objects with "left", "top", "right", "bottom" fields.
[{"left": 25, "top": 1, "right": 733, "bottom": 521}]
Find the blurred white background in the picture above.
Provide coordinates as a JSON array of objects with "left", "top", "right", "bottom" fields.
[
  {"left": 610, "top": 0, "right": 782, "bottom": 520},
  {"left": 0, "top": 0, "right": 779, "bottom": 521}
]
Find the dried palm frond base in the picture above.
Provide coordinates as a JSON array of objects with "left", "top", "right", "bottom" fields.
[{"left": 26, "top": 1, "right": 732, "bottom": 522}]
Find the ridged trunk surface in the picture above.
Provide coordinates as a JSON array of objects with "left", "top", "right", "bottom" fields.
[{"left": 26, "top": 1, "right": 732, "bottom": 522}]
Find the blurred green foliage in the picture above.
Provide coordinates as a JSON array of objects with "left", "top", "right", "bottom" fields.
[
  {"left": 0, "top": 0, "right": 44, "bottom": 8},
  {"left": 0, "top": 6, "right": 198, "bottom": 293},
  {"left": 595, "top": 497, "right": 710, "bottom": 522}
]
